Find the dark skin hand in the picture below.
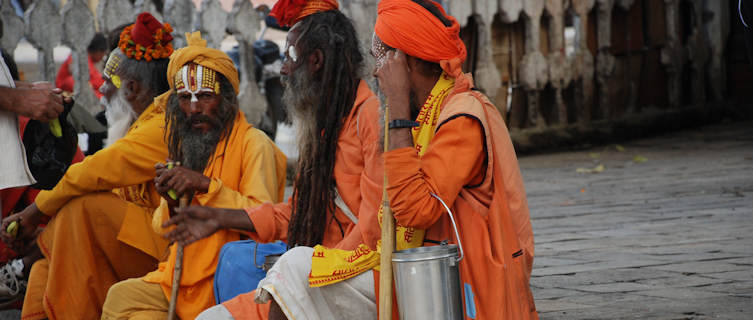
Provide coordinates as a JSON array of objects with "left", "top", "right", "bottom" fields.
[
  {"left": 154, "top": 160, "right": 211, "bottom": 208},
  {"left": 0, "top": 203, "right": 45, "bottom": 251},
  {"left": 162, "top": 206, "right": 254, "bottom": 246},
  {"left": 373, "top": 49, "right": 414, "bottom": 150},
  {"left": 0, "top": 82, "right": 68, "bottom": 122}
]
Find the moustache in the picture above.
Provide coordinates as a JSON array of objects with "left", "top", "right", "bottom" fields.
[{"left": 187, "top": 114, "right": 222, "bottom": 129}]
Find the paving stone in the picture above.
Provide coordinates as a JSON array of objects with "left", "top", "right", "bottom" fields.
[
  {"left": 702, "top": 269, "right": 753, "bottom": 281},
  {"left": 645, "top": 261, "right": 749, "bottom": 275},
  {"left": 631, "top": 287, "right": 729, "bottom": 300},
  {"left": 635, "top": 274, "right": 731, "bottom": 288},
  {"left": 567, "top": 282, "right": 656, "bottom": 293},
  {"left": 523, "top": 122, "right": 753, "bottom": 319},
  {"left": 534, "top": 299, "right": 596, "bottom": 312}
]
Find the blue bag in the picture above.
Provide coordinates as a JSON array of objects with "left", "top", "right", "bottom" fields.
[{"left": 213, "top": 240, "right": 288, "bottom": 304}]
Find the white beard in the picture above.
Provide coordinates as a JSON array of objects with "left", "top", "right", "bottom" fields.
[{"left": 103, "top": 90, "right": 138, "bottom": 147}]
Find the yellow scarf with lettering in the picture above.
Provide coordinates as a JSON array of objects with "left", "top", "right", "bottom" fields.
[{"left": 308, "top": 72, "right": 455, "bottom": 287}]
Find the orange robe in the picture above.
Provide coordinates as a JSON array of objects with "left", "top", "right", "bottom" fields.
[
  {"left": 223, "top": 79, "right": 382, "bottom": 317},
  {"left": 385, "top": 74, "right": 537, "bottom": 319},
  {"left": 22, "top": 93, "right": 172, "bottom": 320},
  {"left": 142, "top": 112, "right": 287, "bottom": 320}
]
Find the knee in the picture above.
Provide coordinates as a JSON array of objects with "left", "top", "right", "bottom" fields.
[
  {"left": 102, "top": 279, "right": 136, "bottom": 315},
  {"left": 277, "top": 246, "right": 313, "bottom": 267}
]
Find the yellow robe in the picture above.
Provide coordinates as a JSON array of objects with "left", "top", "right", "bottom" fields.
[
  {"left": 22, "top": 93, "right": 172, "bottom": 320},
  {"left": 142, "top": 111, "right": 287, "bottom": 320}
]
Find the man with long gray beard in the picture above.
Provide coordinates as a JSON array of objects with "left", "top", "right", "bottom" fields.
[
  {"left": 101, "top": 31, "right": 287, "bottom": 320},
  {"left": 0, "top": 12, "right": 177, "bottom": 319},
  {"left": 158, "top": 2, "right": 385, "bottom": 319}
]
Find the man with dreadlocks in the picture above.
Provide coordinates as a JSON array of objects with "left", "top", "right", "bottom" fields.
[
  {"left": 0, "top": 12, "right": 176, "bottom": 319},
  {"left": 373, "top": 0, "right": 538, "bottom": 318},
  {"left": 101, "top": 31, "right": 286, "bottom": 320},
  {"left": 159, "top": 1, "right": 383, "bottom": 319}
]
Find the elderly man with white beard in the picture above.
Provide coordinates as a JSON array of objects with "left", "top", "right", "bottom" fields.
[{"left": 0, "top": 12, "right": 178, "bottom": 319}]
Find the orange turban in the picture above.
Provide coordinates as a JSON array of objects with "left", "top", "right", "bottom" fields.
[
  {"left": 270, "top": 0, "right": 339, "bottom": 27},
  {"left": 167, "top": 31, "right": 240, "bottom": 94},
  {"left": 375, "top": 0, "right": 466, "bottom": 78}
]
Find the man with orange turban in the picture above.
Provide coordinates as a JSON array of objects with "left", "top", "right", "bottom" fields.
[
  {"left": 101, "top": 31, "right": 287, "bottom": 320},
  {"left": 373, "top": 0, "right": 538, "bottom": 319},
  {"left": 0, "top": 12, "right": 176, "bottom": 319}
]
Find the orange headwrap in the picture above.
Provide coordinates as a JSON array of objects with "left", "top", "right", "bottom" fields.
[
  {"left": 375, "top": 0, "right": 466, "bottom": 78},
  {"left": 270, "top": 0, "right": 339, "bottom": 27},
  {"left": 167, "top": 31, "right": 240, "bottom": 94}
]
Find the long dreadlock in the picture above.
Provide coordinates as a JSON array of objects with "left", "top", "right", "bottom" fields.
[{"left": 286, "top": 11, "right": 364, "bottom": 247}]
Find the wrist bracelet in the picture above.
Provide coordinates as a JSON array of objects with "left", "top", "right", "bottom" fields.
[{"left": 388, "top": 119, "right": 419, "bottom": 130}]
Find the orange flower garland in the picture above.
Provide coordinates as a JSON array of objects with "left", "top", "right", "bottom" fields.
[{"left": 118, "top": 23, "right": 174, "bottom": 62}]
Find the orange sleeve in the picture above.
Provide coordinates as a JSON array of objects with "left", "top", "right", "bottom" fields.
[
  {"left": 333, "top": 96, "right": 383, "bottom": 250},
  {"left": 385, "top": 116, "right": 485, "bottom": 229},
  {"left": 246, "top": 196, "right": 293, "bottom": 244}
]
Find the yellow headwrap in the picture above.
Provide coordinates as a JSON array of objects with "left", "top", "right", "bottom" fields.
[{"left": 167, "top": 31, "right": 240, "bottom": 94}]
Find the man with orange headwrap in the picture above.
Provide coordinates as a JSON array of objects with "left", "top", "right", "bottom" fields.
[
  {"left": 373, "top": 0, "right": 538, "bottom": 319},
  {"left": 101, "top": 31, "right": 287, "bottom": 320},
  {"left": 0, "top": 12, "right": 176, "bottom": 319}
]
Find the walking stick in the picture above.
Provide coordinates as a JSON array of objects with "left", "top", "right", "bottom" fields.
[
  {"left": 166, "top": 172, "right": 188, "bottom": 320},
  {"left": 379, "top": 106, "right": 395, "bottom": 320}
]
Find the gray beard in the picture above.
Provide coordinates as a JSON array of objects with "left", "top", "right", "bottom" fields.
[
  {"left": 281, "top": 63, "right": 323, "bottom": 158},
  {"left": 177, "top": 126, "right": 223, "bottom": 172},
  {"left": 103, "top": 90, "right": 138, "bottom": 147}
]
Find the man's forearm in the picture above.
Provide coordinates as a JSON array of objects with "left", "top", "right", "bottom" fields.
[
  {"left": 219, "top": 208, "right": 256, "bottom": 233},
  {"left": 0, "top": 86, "right": 20, "bottom": 113}
]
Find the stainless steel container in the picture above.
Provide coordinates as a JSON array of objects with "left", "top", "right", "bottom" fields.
[{"left": 391, "top": 193, "right": 465, "bottom": 320}]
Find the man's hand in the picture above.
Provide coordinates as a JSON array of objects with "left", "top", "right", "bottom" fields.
[
  {"left": 163, "top": 206, "right": 223, "bottom": 246},
  {"left": 154, "top": 161, "right": 211, "bottom": 202},
  {"left": 1, "top": 203, "right": 44, "bottom": 250},
  {"left": 1, "top": 83, "right": 65, "bottom": 122},
  {"left": 373, "top": 49, "right": 412, "bottom": 120}
]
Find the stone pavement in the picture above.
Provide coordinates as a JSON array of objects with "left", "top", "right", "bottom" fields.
[
  {"left": 522, "top": 121, "right": 753, "bottom": 319},
  {"left": 0, "top": 122, "right": 749, "bottom": 319}
]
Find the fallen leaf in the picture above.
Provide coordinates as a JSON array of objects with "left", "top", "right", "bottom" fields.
[
  {"left": 580, "top": 188, "right": 586, "bottom": 193},
  {"left": 633, "top": 155, "right": 648, "bottom": 163},
  {"left": 576, "top": 164, "right": 605, "bottom": 174},
  {"left": 589, "top": 152, "right": 600, "bottom": 159},
  {"left": 615, "top": 145, "right": 625, "bottom": 152}
]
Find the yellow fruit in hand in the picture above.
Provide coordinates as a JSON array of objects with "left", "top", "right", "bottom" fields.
[
  {"left": 49, "top": 119, "right": 62, "bottom": 137},
  {"left": 6, "top": 221, "right": 19, "bottom": 239},
  {"left": 166, "top": 162, "right": 178, "bottom": 200}
]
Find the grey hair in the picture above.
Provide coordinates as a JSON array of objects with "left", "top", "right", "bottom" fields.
[{"left": 111, "top": 48, "right": 171, "bottom": 97}]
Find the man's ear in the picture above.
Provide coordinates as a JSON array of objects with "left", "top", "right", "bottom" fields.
[
  {"left": 123, "top": 79, "right": 142, "bottom": 101},
  {"left": 308, "top": 49, "right": 324, "bottom": 75}
]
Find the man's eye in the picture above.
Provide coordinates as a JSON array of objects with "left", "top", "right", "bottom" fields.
[
  {"left": 198, "top": 93, "right": 214, "bottom": 100},
  {"left": 178, "top": 95, "right": 191, "bottom": 101}
]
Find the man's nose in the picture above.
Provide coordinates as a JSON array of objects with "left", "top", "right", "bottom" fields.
[{"left": 189, "top": 99, "right": 202, "bottom": 114}]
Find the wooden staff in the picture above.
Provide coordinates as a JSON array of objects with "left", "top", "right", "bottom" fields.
[
  {"left": 167, "top": 167, "right": 188, "bottom": 320},
  {"left": 379, "top": 106, "right": 395, "bottom": 320}
]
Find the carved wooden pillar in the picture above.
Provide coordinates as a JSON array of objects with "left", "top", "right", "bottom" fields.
[
  {"left": 1, "top": 0, "right": 24, "bottom": 55},
  {"left": 62, "top": 0, "right": 99, "bottom": 115},
  {"left": 24, "top": 0, "right": 62, "bottom": 82},
  {"left": 545, "top": 0, "right": 568, "bottom": 125},
  {"left": 134, "top": 0, "right": 164, "bottom": 23},
  {"left": 519, "top": 0, "right": 548, "bottom": 128},
  {"left": 685, "top": 0, "right": 708, "bottom": 105},
  {"left": 340, "top": 0, "right": 378, "bottom": 82},
  {"left": 228, "top": 0, "right": 267, "bottom": 125},
  {"left": 661, "top": 0, "right": 682, "bottom": 108},
  {"left": 595, "top": 0, "right": 615, "bottom": 119},
  {"left": 96, "top": 0, "right": 134, "bottom": 35},
  {"left": 164, "top": 0, "right": 195, "bottom": 48},
  {"left": 571, "top": 0, "right": 595, "bottom": 125},
  {"left": 197, "top": 0, "right": 228, "bottom": 49},
  {"left": 470, "top": 1, "right": 501, "bottom": 101}
]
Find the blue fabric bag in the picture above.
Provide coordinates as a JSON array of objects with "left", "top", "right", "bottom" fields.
[{"left": 213, "top": 240, "right": 288, "bottom": 303}]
